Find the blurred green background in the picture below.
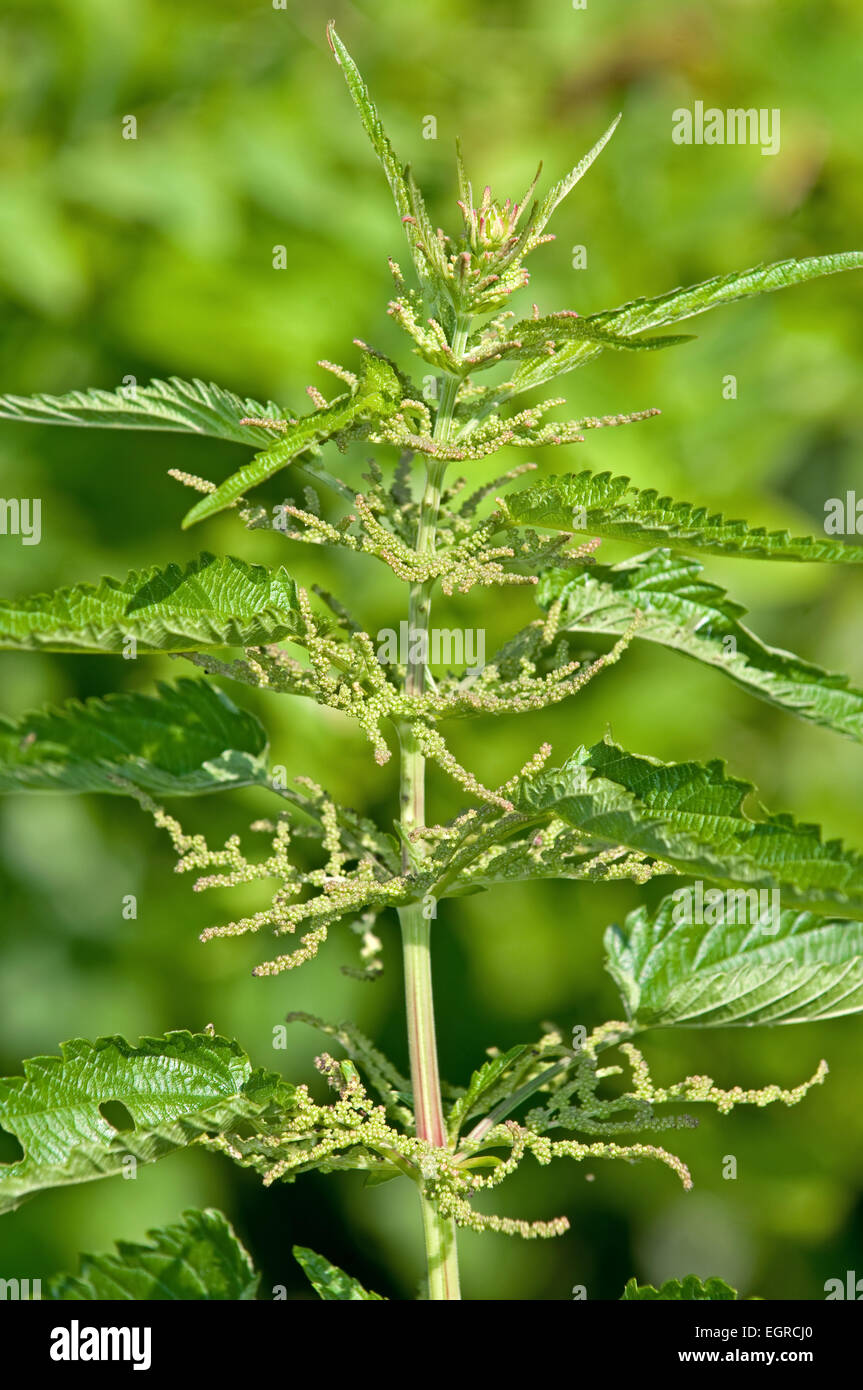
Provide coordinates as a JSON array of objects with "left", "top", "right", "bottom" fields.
[{"left": 1, "top": 0, "right": 862, "bottom": 1300}]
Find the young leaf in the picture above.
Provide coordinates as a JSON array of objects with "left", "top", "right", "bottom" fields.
[
  {"left": 0, "top": 1032, "right": 293, "bottom": 1214},
  {"left": 509, "top": 252, "right": 863, "bottom": 393},
  {"left": 0, "top": 376, "right": 288, "bottom": 448},
  {"left": 454, "top": 1049, "right": 574, "bottom": 1144},
  {"left": 594, "top": 252, "right": 863, "bottom": 334},
  {"left": 48, "top": 1208, "right": 260, "bottom": 1300},
  {"left": 293, "top": 1244, "right": 385, "bottom": 1301},
  {"left": 447, "top": 1045, "right": 530, "bottom": 1140},
  {"left": 537, "top": 549, "right": 863, "bottom": 740},
  {"left": 181, "top": 354, "right": 402, "bottom": 529},
  {"left": 606, "top": 894, "right": 863, "bottom": 1029},
  {"left": 516, "top": 738, "right": 863, "bottom": 919},
  {"left": 621, "top": 1275, "right": 738, "bottom": 1301},
  {"left": 327, "top": 25, "right": 445, "bottom": 296},
  {"left": 472, "top": 314, "right": 694, "bottom": 374},
  {"left": 484, "top": 119, "right": 625, "bottom": 284},
  {"left": 527, "top": 116, "right": 621, "bottom": 247},
  {"left": 0, "top": 553, "right": 302, "bottom": 653},
  {"left": 0, "top": 678, "right": 269, "bottom": 796},
  {"left": 497, "top": 469, "right": 863, "bottom": 563}
]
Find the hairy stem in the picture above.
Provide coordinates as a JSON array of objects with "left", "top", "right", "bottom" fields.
[
  {"left": 420, "top": 1178, "right": 461, "bottom": 1301},
  {"left": 398, "top": 315, "right": 469, "bottom": 1301}
]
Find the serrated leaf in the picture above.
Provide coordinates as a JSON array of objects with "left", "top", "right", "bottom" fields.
[
  {"left": 0, "top": 376, "right": 288, "bottom": 448},
  {"left": 515, "top": 738, "right": 863, "bottom": 918},
  {"left": 605, "top": 894, "right": 863, "bottom": 1028},
  {"left": 293, "top": 1245, "right": 384, "bottom": 1301},
  {"left": 595, "top": 253, "right": 863, "bottom": 334},
  {"left": 48, "top": 1208, "right": 260, "bottom": 1300},
  {"left": 498, "top": 469, "right": 863, "bottom": 563},
  {"left": 476, "top": 315, "right": 693, "bottom": 374},
  {"left": 182, "top": 354, "right": 402, "bottom": 528},
  {"left": 484, "top": 119, "right": 624, "bottom": 284},
  {"left": 621, "top": 1275, "right": 737, "bottom": 1301},
  {"left": 328, "top": 25, "right": 445, "bottom": 296},
  {"left": 0, "top": 678, "right": 268, "bottom": 795},
  {"left": 510, "top": 252, "right": 863, "bottom": 393},
  {"left": 528, "top": 116, "right": 621, "bottom": 245},
  {"left": 0, "top": 1033, "right": 293, "bottom": 1214},
  {"left": 447, "top": 1045, "right": 530, "bottom": 1139},
  {"left": 0, "top": 553, "right": 301, "bottom": 653},
  {"left": 537, "top": 549, "right": 863, "bottom": 738}
]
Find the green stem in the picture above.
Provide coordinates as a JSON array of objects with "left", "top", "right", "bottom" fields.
[
  {"left": 398, "top": 314, "right": 470, "bottom": 1301},
  {"left": 420, "top": 1179, "right": 461, "bottom": 1301},
  {"left": 400, "top": 902, "right": 447, "bottom": 1147}
]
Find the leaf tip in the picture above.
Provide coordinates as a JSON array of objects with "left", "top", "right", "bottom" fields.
[
  {"left": 326, "top": 22, "right": 342, "bottom": 62},
  {"left": 180, "top": 502, "right": 205, "bottom": 530}
]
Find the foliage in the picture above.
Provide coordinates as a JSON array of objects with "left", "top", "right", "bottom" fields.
[
  {"left": 0, "top": 680, "right": 269, "bottom": 795},
  {"left": 606, "top": 896, "right": 863, "bottom": 1028},
  {"left": 0, "top": 554, "right": 302, "bottom": 653},
  {"left": 0, "top": 1030, "right": 292, "bottom": 1213},
  {"left": 293, "top": 1245, "right": 385, "bottom": 1301},
  {"left": 534, "top": 552, "right": 863, "bottom": 740},
  {"left": 621, "top": 1275, "right": 738, "bottom": 1301},
  {"left": 0, "top": 21, "right": 861, "bottom": 1302},
  {"left": 49, "top": 1209, "right": 260, "bottom": 1301}
]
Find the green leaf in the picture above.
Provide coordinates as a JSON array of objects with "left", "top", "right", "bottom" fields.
[
  {"left": 528, "top": 116, "right": 622, "bottom": 245},
  {"left": 182, "top": 354, "right": 402, "bottom": 529},
  {"left": 606, "top": 893, "right": 863, "bottom": 1029},
  {"left": 0, "top": 553, "right": 302, "bottom": 653},
  {"left": 510, "top": 252, "right": 863, "bottom": 393},
  {"left": 449, "top": 1046, "right": 576, "bottom": 1144},
  {"left": 0, "top": 376, "right": 289, "bottom": 449},
  {"left": 327, "top": 25, "right": 445, "bottom": 297},
  {"left": 0, "top": 1032, "right": 293, "bottom": 1214},
  {"left": 48, "top": 1208, "right": 260, "bottom": 1300},
  {"left": 595, "top": 253, "right": 863, "bottom": 334},
  {"left": 0, "top": 678, "right": 268, "bottom": 796},
  {"left": 293, "top": 1245, "right": 384, "bottom": 1301},
  {"left": 515, "top": 737, "right": 863, "bottom": 919},
  {"left": 447, "top": 1045, "right": 530, "bottom": 1139},
  {"left": 476, "top": 315, "right": 694, "bottom": 374},
  {"left": 485, "top": 118, "right": 625, "bottom": 284},
  {"left": 537, "top": 549, "right": 863, "bottom": 739},
  {"left": 498, "top": 469, "right": 863, "bottom": 563},
  {"left": 621, "top": 1275, "right": 738, "bottom": 1301}
]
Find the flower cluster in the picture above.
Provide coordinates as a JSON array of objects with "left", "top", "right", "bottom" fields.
[{"left": 199, "top": 1014, "right": 827, "bottom": 1244}]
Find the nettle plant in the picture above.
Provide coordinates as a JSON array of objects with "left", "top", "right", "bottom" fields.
[{"left": 1, "top": 27, "right": 863, "bottom": 1304}]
